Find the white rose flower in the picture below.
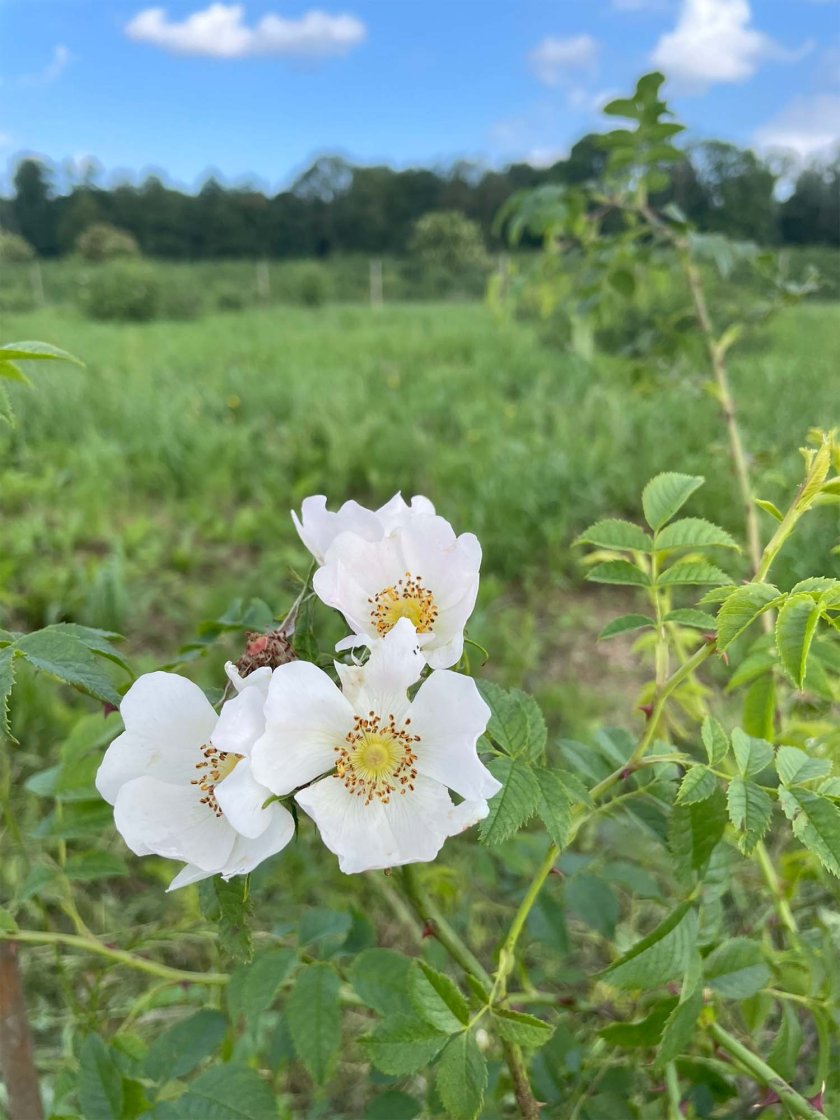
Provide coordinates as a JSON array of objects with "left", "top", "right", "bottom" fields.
[
  {"left": 313, "top": 513, "right": 481, "bottom": 670},
  {"left": 250, "top": 619, "right": 499, "bottom": 874},
  {"left": 292, "top": 492, "right": 436, "bottom": 565},
  {"left": 96, "top": 665, "right": 294, "bottom": 891}
]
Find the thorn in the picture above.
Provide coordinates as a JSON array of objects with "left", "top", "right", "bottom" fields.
[
  {"left": 702, "top": 631, "right": 716, "bottom": 643},
  {"left": 719, "top": 649, "right": 729, "bottom": 666},
  {"left": 549, "top": 866, "right": 563, "bottom": 878},
  {"left": 639, "top": 703, "right": 654, "bottom": 720},
  {"left": 620, "top": 766, "right": 634, "bottom": 781},
  {"left": 755, "top": 1091, "right": 780, "bottom": 1110},
  {"left": 102, "top": 701, "right": 119, "bottom": 718},
  {"left": 421, "top": 920, "right": 436, "bottom": 940},
  {"left": 808, "top": 1085, "right": 826, "bottom": 1114}
]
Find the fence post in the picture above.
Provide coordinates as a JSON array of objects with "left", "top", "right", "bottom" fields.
[
  {"left": 369, "top": 258, "right": 383, "bottom": 308},
  {"left": 29, "top": 261, "right": 45, "bottom": 308},
  {"left": 256, "top": 258, "right": 271, "bottom": 304}
]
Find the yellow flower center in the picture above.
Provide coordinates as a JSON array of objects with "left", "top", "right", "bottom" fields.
[
  {"left": 369, "top": 571, "right": 438, "bottom": 638},
  {"left": 191, "top": 745, "right": 243, "bottom": 817},
  {"left": 335, "top": 711, "right": 420, "bottom": 805}
]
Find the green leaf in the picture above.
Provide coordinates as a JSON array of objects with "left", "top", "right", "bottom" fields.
[
  {"left": 227, "top": 947, "right": 297, "bottom": 1027},
  {"left": 364, "top": 1091, "right": 422, "bottom": 1120},
  {"left": 287, "top": 963, "right": 341, "bottom": 1085},
  {"left": 479, "top": 757, "right": 540, "bottom": 846},
  {"left": 587, "top": 560, "right": 649, "bottom": 586},
  {"left": 657, "top": 986, "right": 704, "bottom": 1066},
  {"left": 642, "top": 473, "right": 704, "bottom": 531},
  {"left": 602, "top": 901, "right": 698, "bottom": 989},
  {"left": 476, "top": 682, "right": 545, "bottom": 760},
  {"left": 727, "top": 778, "right": 773, "bottom": 854},
  {"left": 566, "top": 874, "right": 619, "bottom": 938},
  {"left": 350, "top": 948, "right": 413, "bottom": 1016},
  {"left": 731, "top": 728, "right": 774, "bottom": 777},
  {"left": 779, "top": 788, "right": 840, "bottom": 877},
  {"left": 0, "top": 340, "right": 84, "bottom": 365},
  {"left": 716, "top": 583, "right": 782, "bottom": 650},
  {"left": 677, "top": 766, "right": 717, "bottom": 805},
  {"left": 436, "top": 1032, "right": 488, "bottom": 1120},
  {"left": 600, "top": 1000, "right": 677, "bottom": 1049},
  {"left": 410, "top": 960, "right": 470, "bottom": 1033},
  {"left": 775, "top": 746, "right": 832, "bottom": 787},
  {"left": 144, "top": 1010, "right": 227, "bottom": 1084},
  {"left": 364, "top": 1015, "right": 449, "bottom": 1075},
  {"left": 63, "top": 852, "right": 128, "bottom": 881},
  {"left": 790, "top": 577, "right": 839, "bottom": 596},
  {"left": 701, "top": 717, "right": 729, "bottom": 766},
  {"left": 598, "top": 614, "right": 655, "bottom": 640},
  {"left": 657, "top": 562, "right": 732, "bottom": 587},
  {"left": 576, "top": 519, "right": 651, "bottom": 552},
  {"left": 755, "top": 498, "right": 784, "bottom": 522},
  {"left": 490, "top": 1008, "right": 554, "bottom": 1048},
  {"left": 78, "top": 1035, "right": 124, "bottom": 1120},
  {"left": 776, "top": 593, "right": 821, "bottom": 689},
  {"left": 0, "top": 647, "right": 17, "bottom": 739},
  {"left": 13, "top": 628, "right": 121, "bottom": 706},
  {"left": 741, "top": 674, "right": 776, "bottom": 741},
  {"left": 533, "top": 767, "right": 577, "bottom": 849},
  {"left": 767, "top": 1002, "right": 803, "bottom": 1082},
  {"left": 151, "top": 1064, "right": 277, "bottom": 1120},
  {"left": 668, "top": 789, "right": 728, "bottom": 883},
  {"left": 654, "top": 518, "right": 739, "bottom": 552},
  {"left": 0, "top": 359, "right": 31, "bottom": 385},
  {"left": 704, "top": 939, "right": 770, "bottom": 999},
  {"left": 664, "top": 609, "right": 716, "bottom": 631},
  {"left": 609, "top": 268, "right": 636, "bottom": 298},
  {"left": 199, "top": 877, "right": 253, "bottom": 963}
]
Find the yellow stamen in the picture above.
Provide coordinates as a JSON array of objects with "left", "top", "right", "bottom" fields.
[
  {"left": 335, "top": 711, "right": 420, "bottom": 805},
  {"left": 369, "top": 571, "right": 438, "bottom": 638},
  {"left": 191, "top": 745, "right": 243, "bottom": 817}
]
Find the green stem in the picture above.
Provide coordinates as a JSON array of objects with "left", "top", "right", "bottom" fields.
[
  {"left": 709, "top": 1022, "right": 822, "bottom": 1119},
  {"left": 754, "top": 840, "right": 799, "bottom": 937},
  {"left": 665, "top": 1062, "right": 682, "bottom": 1120},
  {"left": 502, "top": 1040, "right": 542, "bottom": 1120},
  {"left": 2, "top": 929, "right": 229, "bottom": 986},
  {"left": 493, "top": 843, "right": 558, "bottom": 1001}
]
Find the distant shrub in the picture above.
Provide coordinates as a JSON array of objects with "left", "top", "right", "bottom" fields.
[
  {"left": 158, "top": 279, "right": 204, "bottom": 320},
  {"left": 80, "top": 261, "right": 160, "bottom": 321},
  {"left": 0, "top": 230, "right": 36, "bottom": 263},
  {"left": 409, "top": 211, "right": 490, "bottom": 273},
  {"left": 297, "top": 264, "right": 329, "bottom": 307},
  {"left": 76, "top": 222, "right": 139, "bottom": 263},
  {"left": 216, "top": 286, "right": 248, "bottom": 311}
]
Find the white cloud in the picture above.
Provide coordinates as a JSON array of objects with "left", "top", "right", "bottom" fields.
[
  {"left": 19, "top": 44, "right": 72, "bottom": 87},
  {"left": 125, "top": 3, "right": 366, "bottom": 59},
  {"left": 528, "top": 34, "right": 599, "bottom": 87},
  {"left": 753, "top": 94, "right": 840, "bottom": 160},
  {"left": 651, "top": 0, "right": 807, "bottom": 92}
]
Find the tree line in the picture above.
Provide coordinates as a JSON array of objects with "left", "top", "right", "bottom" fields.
[{"left": 2, "top": 137, "right": 837, "bottom": 260}]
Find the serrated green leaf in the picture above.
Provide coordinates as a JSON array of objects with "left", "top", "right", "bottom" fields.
[
  {"left": 364, "top": 1091, "right": 422, "bottom": 1120},
  {"left": 701, "top": 717, "right": 729, "bottom": 766},
  {"left": 655, "top": 518, "right": 739, "bottom": 552},
  {"left": 657, "top": 986, "right": 703, "bottom": 1066},
  {"left": 150, "top": 1064, "right": 277, "bottom": 1120},
  {"left": 790, "top": 577, "right": 839, "bottom": 597},
  {"left": 677, "top": 766, "right": 717, "bottom": 805},
  {"left": 287, "top": 963, "right": 341, "bottom": 1085},
  {"left": 642, "top": 473, "right": 704, "bottom": 531},
  {"left": 476, "top": 682, "right": 545, "bottom": 760},
  {"left": 0, "top": 647, "right": 17, "bottom": 739},
  {"left": 668, "top": 789, "right": 728, "bottom": 884},
  {"left": 731, "top": 728, "right": 774, "bottom": 777},
  {"left": 704, "top": 938, "right": 770, "bottom": 999},
  {"left": 779, "top": 788, "right": 840, "bottom": 877},
  {"left": 776, "top": 593, "right": 821, "bottom": 689},
  {"left": 767, "top": 1002, "right": 803, "bottom": 1082},
  {"left": 600, "top": 1000, "right": 677, "bottom": 1049},
  {"left": 566, "top": 874, "right": 619, "bottom": 938},
  {"left": 436, "top": 1031, "right": 487, "bottom": 1120},
  {"left": 599, "top": 614, "right": 655, "bottom": 640},
  {"left": 0, "top": 359, "right": 31, "bottom": 385},
  {"left": 199, "top": 877, "right": 253, "bottom": 963},
  {"left": 727, "top": 778, "right": 773, "bottom": 854},
  {"left": 490, "top": 1008, "right": 554, "bottom": 1048},
  {"left": 350, "top": 949, "right": 413, "bottom": 1016},
  {"left": 479, "top": 757, "right": 540, "bottom": 846},
  {"left": 576, "top": 519, "right": 651, "bottom": 552},
  {"left": 13, "top": 628, "right": 121, "bottom": 706},
  {"left": 144, "top": 1010, "right": 227, "bottom": 1084},
  {"left": 410, "top": 961, "right": 469, "bottom": 1033},
  {"left": 664, "top": 609, "right": 716, "bottom": 631},
  {"left": 775, "top": 746, "right": 832, "bottom": 787},
  {"left": 227, "top": 947, "right": 297, "bottom": 1027},
  {"left": 533, "top": 767, "right": 575, "bottom": 849},
  {"left": 658, "top": 562, "right": 732, "bottom": 587},
  {"left": 602, "top": 901, "right": 698, "bottom": 989},
  {"left": 587, "top": 560, "right": 650, "bottom": 586},
  {"left": 78, "top": 1035, "right": 124, "bottom": 1120},
  {"left": 741, "top": 673, "right": 776, "bottom": 741},
  {"left": 0, "top": 341, "right": 84, "bottom": 365},
  {"left": 716, "top": 583, "right": 783, "bottom": 650},
  {"left": 364, "top": 1015, "right": 449, "bottom": 1075}
]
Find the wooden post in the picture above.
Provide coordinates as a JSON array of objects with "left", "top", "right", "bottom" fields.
[
  {"left": 29, "top": 261, "right": 45, "bottom": 309},
  {"left": 369, "top": 258, "right": 383, "bottom": 308},
  {"left": 256, "top": 258, "right": 270, "bottom": 304},
  {"left": 0, "top": 942, "right": 43, "bottom": 1120}
]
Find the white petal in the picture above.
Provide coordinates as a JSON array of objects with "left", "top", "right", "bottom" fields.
[
  {"left": 409, "top": 671, "right": 499, "bottom": 800},
  {"left": 423, "top": 631, "right": 465, "bottom": 671},
  {"left": 376, "top": 493, "right": 436, "bottom": 532},
  {"left": 349, "top": 619, "right": 424, "bottom": 718},
  {"left": 96, "top": 672, "right": 217, "bottom": 804},
  {"left": 225, "top": 662, "right": 272, "bottom": 696},
  {"left": 250, "top": 661, "right": 353, "bottom": 795},
  {"left": 214, "top": 759, "right": 272, "bottom": 839},
  {"left": 113, "top": 776, "right": 235, "bottom": 871},
  {"left": 295, "top": 777, "right": 399, "bottom": 874},
  {"left": 292, "top": 495, "right": 382, "bottom": 564},
  {"left": 381, "top": 778, "right": 478, "bottom": 866},
  {"left": 212, "top": 684, "right": 266, "bottom": 758},
  {"left": 167, "top": 862, "right": 216, "bottom": 891},
  {"left": 220, "top": 802, "right": 296, "bottom": 879},
  {"left": 447, "top": 798, "right": 490, "bottom": 833}
]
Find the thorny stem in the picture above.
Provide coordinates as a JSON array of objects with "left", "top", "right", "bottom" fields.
[
  {"left": 400, "top": 865, "right": 491, "bottom": 992},
  {"left": 0, "top": 942, "right": 43, "bottom": 1120},
  {"left": 708, "top": 1022, "right": 823, "bottom": 1120},
  {"left": 502, "top": 1040, "right": 542, "bottom": 1120}
]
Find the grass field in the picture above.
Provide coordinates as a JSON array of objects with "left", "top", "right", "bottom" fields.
[{"left": 1, "top": 297, "right": 839, "bottom": 730}]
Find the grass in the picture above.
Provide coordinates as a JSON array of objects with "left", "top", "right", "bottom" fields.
[{"left": 1, "top": 297, "right": 838, "bottom": 726}]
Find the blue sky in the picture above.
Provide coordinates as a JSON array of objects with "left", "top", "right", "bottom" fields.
[{"left": 2, "top": 0, "right": 838, "bottom": 193}]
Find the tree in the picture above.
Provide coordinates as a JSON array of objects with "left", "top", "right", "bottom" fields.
[
  {"left": 75, "top": 222, "right": 139, "bottom": 262},
  {"left": 0, "top": 230, "right": 35, "bottom": 262},
  {"left": 12, "top": 159, "right": 57, "bottom": 255},
  {"left": 780, "top": 160, "right": 840, "bottom": 246},
  {"left": 409, "top": 210, "right": 489, "bottom": 272}
]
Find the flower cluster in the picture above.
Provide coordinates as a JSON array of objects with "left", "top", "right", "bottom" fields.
[{"left": 97, "top": 493, "right": 499, "bottom": 889}]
